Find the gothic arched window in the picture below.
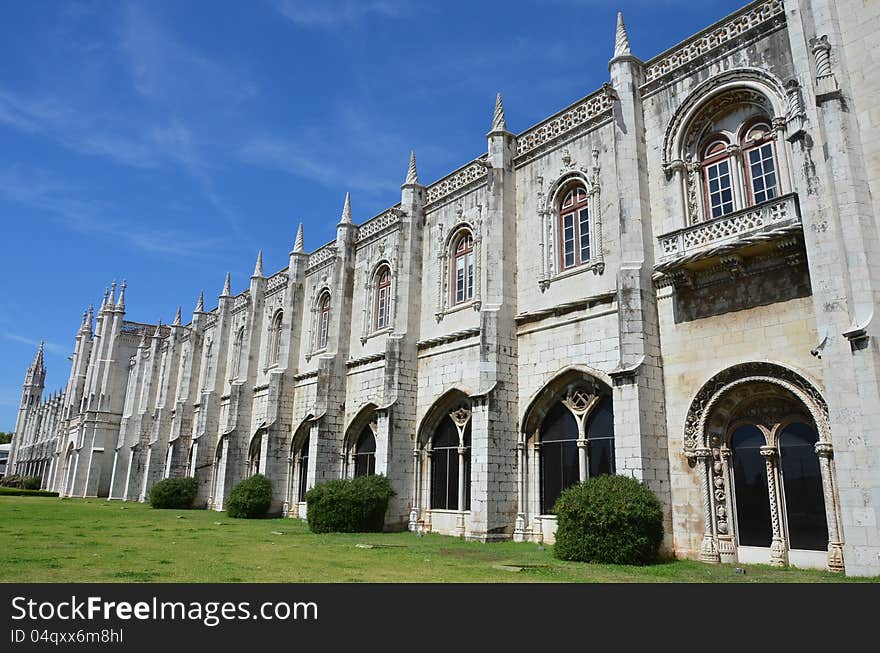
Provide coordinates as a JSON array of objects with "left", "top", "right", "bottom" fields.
[
  {"left": 539, "top": 394, "right": 614, "bottom": 514},
  {"left": 558, "top": 185, "right": 590, "bottom": 270},
  {"left": 451, "top": 231, "right": 474, "bottom": 305},
  {"left": 430, "top": 414, "right": 471, "bottom": 511},
  {"left": 247, "top": 433, "right": 262, "bottom": 477},
  {"left": 374, "top": 266, "right": 392, "bottom": 331},
  {"left": 268, "top": 310, "right": 283, "bottom": 366},
  {"left": 296, "top": 434, "right": 310, "bottom": 502},
  {"left": 354, "top": 426, "right": 376, "bottom": 477},
  {"left": 232, "top": 327, "right": 246, "bottom": 380},
  {"left": 317, "top": 292, "right": 331, "bottom": 350}
]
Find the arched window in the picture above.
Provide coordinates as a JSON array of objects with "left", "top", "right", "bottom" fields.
[
  {"left": 247, "top": 433, "right": 262, "bottom": 477},
  {"left": 741, "top": 121, "right": 778, "bottom": 205},
  {"left": 353, "top": 426, "right": 376, "bottom": 477},
  {"left": 730, "top": 424, "right": 772, "bottom": 547},
  {"left": 722, "top": 397, "right": 830, "bottom": 557},
  {"left": 317, "top": 292, "right": 331, "bottom": 350},
  {"left": 701, "top": 137, "right": 735, "bottom": 219},
  {"left": 558, "top": 185, "right": 590, "bottom": 270},
  {"left": 778, "top": 422, "right": 827, "bottom": 551},
  {"left": 691, "top": 104, "right": 782, "bottom": 222},
  {"left": 451, "top": 231, "right": 474, "bottom": 305},
  {"left": 231, "top": 327, "right": 245, "bottom": 380},
  {"left": 539, "top": 403, "right": 578, "bottom": 514},
  {"left": 268, "top": 311, "right": 283, "bottom": 366},
  {"left": 374, "top": 266, "right": 392, "bottom": 331},
  {"left": 431, "top": 414, "right": 471, "bottom": 511},
  {"left": 539, "top": 393, "right": 614, "bottom": 514},
  {"left": 296, "top": 434, "right": 310, "bottom": 502}
]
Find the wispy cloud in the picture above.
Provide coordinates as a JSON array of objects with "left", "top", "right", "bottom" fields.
[
  {"left": 272, "top": 0, "right": 407, "bottom": 27},
  {"left": 1, "top": 333, "right": 68, "bottom": 357},
  {"left": 0, "top": 165, "right": 223, "bottom": 258},
  {"left": 120, "top": 3, "right": 256, "bottom": 107}
]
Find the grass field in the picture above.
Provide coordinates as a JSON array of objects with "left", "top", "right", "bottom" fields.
[{"left": 0, "top": 496, "right": 874, "bottom": 583}]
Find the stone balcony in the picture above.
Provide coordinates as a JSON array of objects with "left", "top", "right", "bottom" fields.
[{"left": 656, "top": 193, "right": 801, "bottom": 273}]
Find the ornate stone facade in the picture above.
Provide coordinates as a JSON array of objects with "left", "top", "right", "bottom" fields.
[{"left": 8, "top": 0, "right": 880, "bottom": 576}]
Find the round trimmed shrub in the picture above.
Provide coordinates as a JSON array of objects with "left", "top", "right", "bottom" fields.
[
  {"left": 149, "top": 477, "right": 198, "bottom": 509},
  {"left": 553, "top": 474, "right": 664, "bottom": 565},
  {"left": 306, "top": 474, "right": 395, "bottom": 533},
  {"left": 226, "top": 474, "right": 273, "bottom": 519}
]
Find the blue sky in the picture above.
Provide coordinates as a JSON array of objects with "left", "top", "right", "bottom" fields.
[{"left": 0, "top": 0, "right": 746, "bottom": 429}]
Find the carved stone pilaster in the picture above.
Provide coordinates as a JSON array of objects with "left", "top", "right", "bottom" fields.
[
  {"left": 761, "top": 446, "right": 787, "bottom": 567},
  {"left": 814, "top": 441, "right": 845, "bottom": 572},
  {"left": 809, "top": 35, "right": 840, "bottom": 101},
  {"left": 693, "top": 447, "right": 720, "bottom": 562}
]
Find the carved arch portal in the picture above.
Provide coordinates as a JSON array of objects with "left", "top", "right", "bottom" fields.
[{"left": 683, "top": 362, "right": 843, "bottom": 572}]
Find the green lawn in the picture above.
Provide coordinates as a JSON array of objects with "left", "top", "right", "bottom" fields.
[{"left": 0, "top": 496, "right": 874, "bottom": 583}]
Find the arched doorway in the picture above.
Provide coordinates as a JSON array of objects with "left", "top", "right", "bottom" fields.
[{"left": 685, "top": 362, "right": 842, "bottom": 571}]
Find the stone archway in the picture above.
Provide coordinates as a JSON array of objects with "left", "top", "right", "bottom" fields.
[
  {"left": 683, "top": 362, "right": 843, "bottom": 572},
  {"left": 517, "top": 367, "right": 614, "bottom": 543}
]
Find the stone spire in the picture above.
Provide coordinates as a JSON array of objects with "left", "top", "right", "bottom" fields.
[
  {"left": 293, "top": 222, "right": 305, "bottom": 253},
  {"left": 221, "top": 272, "right": 232, "bottom": 298},
  {"left": 340, "top": 192, "right": 352, "bottom": 224},
  {"left": 31, "top": 340, "right": 45, "bottom": 374},
  {"left": 252, "top": 250, "right": 264, "bottom": 278},
  {"left": 491, "top": 93, "right": 507, "bottom": 132},
  {"left": 100, "top": 286, "right": 110, "bottom": 312},
  {"left": 116, "top": 279, "right": 126, "bottom": 312},
  {"left": 405, "top": 150, "right": 420, "bottom": 185},
  {"left": 138, "top": 327, "right": 149, "bottom": 349},
  {"left": 194, "top": 290, "right": 205, "bottom": 313},
  {"left": 79, "top": 308, "right": 90, "bottom": 334},
  {"left": 153, "top": 321, "right": 163, "bottom": 338},
  {"left": 173, "top": 306, "right": 182, "bottom": 326},
  {"left": 613, "top": 11, "right": 630, "bottom": 58},
  {"left": 108, "top": 280, "right": 117, "bottom": 308}
]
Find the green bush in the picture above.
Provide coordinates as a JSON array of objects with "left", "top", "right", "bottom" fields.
[
  {"left": 553, "top": 474, "right": 664, "bottom": 566},
  {"left": 22, "top": 476, "right": 42, "bottom": 490},
  {"left": 306, "top": 475, "right": 395, "bottom": 533},
  {"left": 148, "top": 477, "right": 198, "bottom": 509},
  {"left": 0, "top": 487, "right": 58, "bottom": 497},
  {"left": 226, "top": 474, "right": 273, "bottom": 519}
]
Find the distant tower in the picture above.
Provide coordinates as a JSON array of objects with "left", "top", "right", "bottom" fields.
[{"left": 7, "top": 342, "right": 46, "bottom": 476}]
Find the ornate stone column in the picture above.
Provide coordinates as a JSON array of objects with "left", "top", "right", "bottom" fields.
[
  {"left": 409, "top": 447, "right": 420, "bottom": 532},
  {"left": 513, "top": 438, "right": 526, "bottom": 542},
  {"left": 531, "top": 441, "right": 543, "bottom": 542},
  {"left": 726, "top": 144, "right": 745, "bottom": 208},
  {"left": 421, "top": 449, "right": 432, "bottom": 534},
  {"left": 693, "top": 447, "right": 719, "bottom": 562},
  {"left": 716, "top": 448, "right": 736, "bottom": 562},
  {"left": 815, "top": 441, "right": 845, "bottom": 572},
  {"left": 457, "top": 444, "right": 467, "bottom": 535},
  {"left": 770, "top": 117, "right": 794, "bottom": 193},
  {"left": 760, "top": 445, "right": 787, "bottom": 567}
]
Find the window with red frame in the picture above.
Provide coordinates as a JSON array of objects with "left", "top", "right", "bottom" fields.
[
  {"left": 374, "top": 266, "right": 391, "bottom": 330},
  {"left": 559, "top": 186, "right": 590, "bottom": 270},
  {"left": 452, "top": 232, "right": 474, "bottom": 305}
]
